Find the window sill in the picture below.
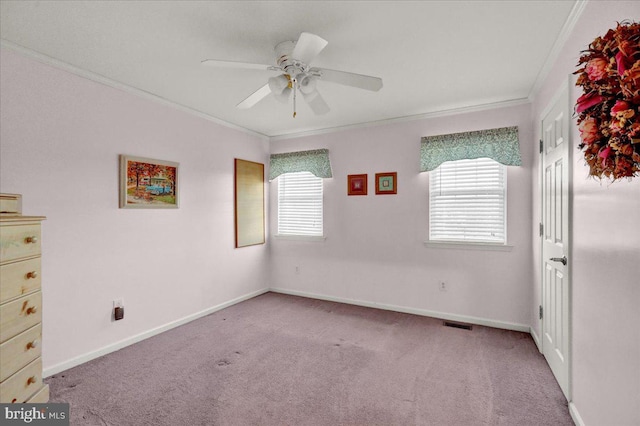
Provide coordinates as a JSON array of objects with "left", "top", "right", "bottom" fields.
[
  {"left": 423, "top": 241, "right": 513, "bottom": 251},
  {"left": 274, "top": 234, "right": 326, "bottom": 242}
]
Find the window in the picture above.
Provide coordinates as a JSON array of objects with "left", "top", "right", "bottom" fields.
[
  {"left": 277, "top": 171, "right": 323, "bottom": 237},
  {"left": 429, "top": 158, "right": 506, "bottom": 244}
]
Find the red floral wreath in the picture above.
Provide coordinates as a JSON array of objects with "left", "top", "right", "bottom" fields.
[{"left": 574, "top": 21, "right": 640, "bottom": 180}]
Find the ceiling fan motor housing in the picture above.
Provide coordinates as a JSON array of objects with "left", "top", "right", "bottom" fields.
[{"left": 275, "top": 40, "right": 309, "bottom": 78}]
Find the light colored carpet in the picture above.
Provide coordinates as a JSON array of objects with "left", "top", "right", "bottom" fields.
[{"left": 47, "top": 292, "right": 572, "bottom": 425}]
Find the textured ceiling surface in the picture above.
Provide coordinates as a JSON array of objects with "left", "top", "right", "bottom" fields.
[{"left": 0, "top": 1, "right": 579, "bottom": 137}]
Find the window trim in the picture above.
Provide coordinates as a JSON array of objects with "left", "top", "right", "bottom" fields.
[
  {"left": 423, "top": 240, "right": 513, "bottom": 251},
  {"left": 273, "top": 234, "right": 327, "bottom": 242}
]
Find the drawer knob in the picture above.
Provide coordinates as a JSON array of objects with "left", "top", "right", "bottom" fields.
[
  {"left": 27, "top": 339, "right": 39, "bottom": 350},
  {"left": 26, "top": 306, "right": 38, "bottom": 315},
  {"left": 26, "top": 376, "right": 37, "bottom": 385},
  {"left": 25, "top": 236, "right": 38, "bottom": 244},
  {"left": 26, "top": 271, "right": 38, "bottom": 279}
]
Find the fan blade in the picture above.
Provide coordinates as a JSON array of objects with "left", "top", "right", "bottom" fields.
[
  {"left": 201, "top": 59, "right": 275, "bottom": 71},
  {"left": 292, "top": 32, "right": 328, "bottom": 64},
  {"left": 236, "top": 84, "right": 271, "bottom": 109},
  {"left": 302, "top": 90, "right": 330, "bottom": 115},
  {"left": 314, "top": 68, "right": 383, "bottom": 91}
]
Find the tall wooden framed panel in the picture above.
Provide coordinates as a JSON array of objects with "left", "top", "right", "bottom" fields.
[{"left": 234, "top": 159, "right": 265, "bottom": 248}]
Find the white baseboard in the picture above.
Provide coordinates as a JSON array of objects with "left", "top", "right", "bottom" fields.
[
  {"left": 269, "top": 287, "right": 530, "bottom": 333},
  {"left": 530, "top": 327, "right": 542, "bottom": 352},
  {"left": 44, "top": 288, "right": 269, "bottom": 378},
  {"left": 569, "top": 402, "right": 585, "bottom": 426},
  {"left": 45, "top": 287, "right": 533, "bottom": 378}
]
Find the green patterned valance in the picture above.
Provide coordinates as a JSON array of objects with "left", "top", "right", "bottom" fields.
[
  {"left": 420, "top": 126, "right": 521, "bottom": 172},
  {"left": 269, "top": 149, "right": 333, "bottom": 181}
]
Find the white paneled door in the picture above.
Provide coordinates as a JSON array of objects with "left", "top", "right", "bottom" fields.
[{"left": 541, "top": 82, "right": 571, "bottom": 399}]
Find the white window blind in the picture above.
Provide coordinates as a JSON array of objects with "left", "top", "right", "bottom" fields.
[
  {"left": 429, "top": 158, "right": 506, "bottom": 243},
  {"left": 278, "top": 171, "right": 323, "bottom": 236}
]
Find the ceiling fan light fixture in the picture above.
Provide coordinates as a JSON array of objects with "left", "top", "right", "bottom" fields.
[
  {"left": 298, "top": 74, "right": 317, "bottom": 95},
  {"left": 268, "top": 75, "right": 292, "bottom": 103}
]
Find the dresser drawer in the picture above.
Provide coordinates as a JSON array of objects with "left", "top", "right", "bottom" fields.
[
  {"left": 0, "top": 257, "right": 41, "bottom": 304},
  {"left": 0, "top": 357, "right": 43, "bottom": 403},
  {"left": 0, "top": 292, "right": 42, "bottom": 343},
  {"left": 0, "top": 194, "right": 21, "bottom": 216},
  {"left": 0, "top": 223, "right": 41, "bottom": 264},
  {"left": 26, "top": 384, "right": 49, "bottom": 403},
  {"left": 0, "top": 324, "right": 42, "bottom": 382}
]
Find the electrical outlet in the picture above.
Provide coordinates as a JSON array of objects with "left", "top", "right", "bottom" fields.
[
  {"left": 114, "top": 306, "right": 124, "bottom": 321},
  {"left": 113, "top": 299, "right": 124, "bottom": 321},
  {"left": 439, "top": 282, "right": 447, "bottom": 292}
]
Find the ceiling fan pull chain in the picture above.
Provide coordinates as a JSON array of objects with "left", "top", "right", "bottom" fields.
[{"left": 293, "top": 78, "right": 297, "bottom": 118}]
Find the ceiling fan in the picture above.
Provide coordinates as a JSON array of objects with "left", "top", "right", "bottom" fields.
[{"left": 201, "top": 32, "right": 383, "bottom": 117}]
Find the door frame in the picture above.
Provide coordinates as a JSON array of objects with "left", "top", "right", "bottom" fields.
[{"left": 538, "top": 76, "right": 573, "bottom": 400}]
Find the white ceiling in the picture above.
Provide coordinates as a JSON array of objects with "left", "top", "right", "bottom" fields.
[{"left": 0, "top": 1, "right": 579, "bottom": 138}]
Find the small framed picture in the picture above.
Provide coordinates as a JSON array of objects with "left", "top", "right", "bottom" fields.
[
  {"left": 347, "top": 174, "right": 368, "bottom": 196},
  {"left": 375, "top": 172, "right": 397, "bottom": 195},
  {"left": 120, "top": 155, "right": 179, "bottom": 208}
]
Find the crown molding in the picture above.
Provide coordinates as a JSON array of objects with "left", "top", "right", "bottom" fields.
[
  {"left": 3, "top": 30, "right": 556, "bottom": 144},
  {"left": 269, "top": 98, "right": 531, "bottom": 142},
  {"left": 527, "top": 0, "right": 589, "bottom": 103},
  {"left": 0, "top": 39, "right": 269, "bottom": 141}
]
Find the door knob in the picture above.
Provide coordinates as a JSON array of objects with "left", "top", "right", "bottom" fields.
[{"left": 550, "top": 256, "right": 567, "bottom": 265}]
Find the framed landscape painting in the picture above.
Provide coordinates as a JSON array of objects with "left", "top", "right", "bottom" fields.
[{"left": 120, "top": 155, "right": 179, "bottom": 208}]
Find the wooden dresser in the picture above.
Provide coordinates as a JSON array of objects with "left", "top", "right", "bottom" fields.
[{"left": 0, "top": 193, "right": 49, "bottom": 403}]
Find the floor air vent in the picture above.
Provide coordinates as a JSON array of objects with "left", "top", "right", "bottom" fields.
[{"left": 443, "top": 321, "right": 473, "bottom": 331}]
